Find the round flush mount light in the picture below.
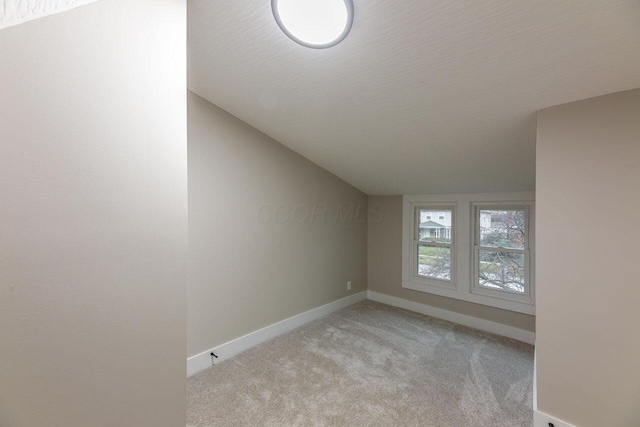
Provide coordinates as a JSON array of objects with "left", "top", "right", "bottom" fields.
[{"left": 272, "top": 0, "right": 354, "bottom": 49}]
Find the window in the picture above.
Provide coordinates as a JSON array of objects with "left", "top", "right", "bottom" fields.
[
  {"left": 402, "top": 193, "right": 535, "bottom": 315},
  {"left": 472, "top": 206, "right": 531, "bottom": 303},
  {"left": 415, "top": 208, "right": 454, "bottom": 283}
]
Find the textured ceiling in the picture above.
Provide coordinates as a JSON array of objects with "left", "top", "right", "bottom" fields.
[
  {"left": 0, "top": 0, "right": 98, "bottom": 29},
  {"left": 188, "top": 0, "right": 640, "bottom": 195}
]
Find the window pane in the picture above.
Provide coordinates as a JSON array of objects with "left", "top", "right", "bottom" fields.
[
  {"left": 478, "top": 250, "right": 525, "bottom": 294},
  {"left": 479, "top": 210, "right": 525, "bottom": 249},
  {"left": 418, "top": 209, "right": 452, "bottom": 243},
  {"left": 418, "top": 245, "right": 451, "bottom": 281}
]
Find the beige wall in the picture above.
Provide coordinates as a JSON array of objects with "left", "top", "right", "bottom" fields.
[
  {"left": 536, "top": 89, "right": 640, "bottom": 427},
  {"left": 188, "top": 92, "right": 368, "bottom": 357},
  {"left": 367, "top": 195, "right": 536, "bottom": 332},
  {"left": 0, "top": 1, "right": 188, "bottom": 426}
]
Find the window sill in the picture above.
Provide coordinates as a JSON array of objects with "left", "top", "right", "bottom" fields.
[{"left": 402, "top": 277, "right": 535, "bottom": 315}]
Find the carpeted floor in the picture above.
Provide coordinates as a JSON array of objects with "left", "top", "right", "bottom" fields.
[{"left": 187, "top": 301, "right": 534, "bottom": 427}]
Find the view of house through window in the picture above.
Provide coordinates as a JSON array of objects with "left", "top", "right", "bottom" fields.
[
  {"left": 403, "top": 195, "right": 534, "bottom": 314},
  {"left": 475, "top": 209, "right": 527, "bottom": 294},
  {"left": 417, "top": 209, "right": 453, "bottom": 281}
]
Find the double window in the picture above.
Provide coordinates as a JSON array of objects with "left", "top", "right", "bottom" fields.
[{"left": 402, "top": 194, "right": 535, "bottom": 314}]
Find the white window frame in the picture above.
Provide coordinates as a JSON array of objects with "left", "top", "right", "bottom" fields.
[
  {"left": 412, "top": 204, "right": 456, "bottom": 289},
  {"left": 402, "top": 192, "right": 535, "bottom": 315},
  {"left": 471, "top": 203, "right": 534, "bottom": 305}
]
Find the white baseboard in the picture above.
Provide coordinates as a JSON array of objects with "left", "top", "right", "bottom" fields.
[
  {"left": 533, "top": 349, "right": 537, "bottom": 411},
  {"left": 187, "top": 291, "right": 367, "bottom": 377},
  {"left": 534, "top": 410, "right": 577, "bottom": 427},
  {"left": 188, "top": 289, "right": 534, "bottom": 377},
  {"left": 367, "top": 290, "right": 536, "bottom": 345}
]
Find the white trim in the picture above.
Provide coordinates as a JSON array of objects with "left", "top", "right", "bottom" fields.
[
  {"left": 533, "top": 349, "right": 537, "bottom": 413},
  {"left": 534, "top": 410, "right": 578, "bottom": 427},
  {"left": 402, "top": 192, "right": 536, "bottom": 315},
  {"left": 188, "top": 289, "right": 535, "bottom": 377},
  {"left": 367, "top": 290, "right": 535, "bottom": 345},
  {"left": 187, "top": 291, "right": 367, "bottom": 377}
]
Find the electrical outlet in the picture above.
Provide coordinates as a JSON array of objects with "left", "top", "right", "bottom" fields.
[{"left": 347, "top": 281, "right": 352, "bottom": 291}]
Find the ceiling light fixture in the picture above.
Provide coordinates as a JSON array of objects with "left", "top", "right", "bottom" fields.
[{"left": 272, "top": 0, "right": 354, "bottom": 49}]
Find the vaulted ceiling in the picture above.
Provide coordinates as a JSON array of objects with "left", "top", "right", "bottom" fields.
[{"left": 188, "top": 0, "right": 640, "bottom": 195}]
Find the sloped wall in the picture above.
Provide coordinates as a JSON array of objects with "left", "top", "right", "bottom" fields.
[
  {"left": 0, "top": 1, "right": 187, "bottom": 426},
  {"left": 187, "top": 92, "right": 368, "bottom": 358}
]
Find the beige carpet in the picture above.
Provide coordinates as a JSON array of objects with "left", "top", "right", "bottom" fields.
[{"left": 187, "top": 301, "right": 534, "bottom": 427}]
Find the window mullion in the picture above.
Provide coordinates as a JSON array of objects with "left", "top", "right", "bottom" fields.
[
  {"left": 477, "top": 245, "right": 525, "bottom": 255},
  {"left": 416, "top": 241, "right": 451, "bottom": 249}
]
